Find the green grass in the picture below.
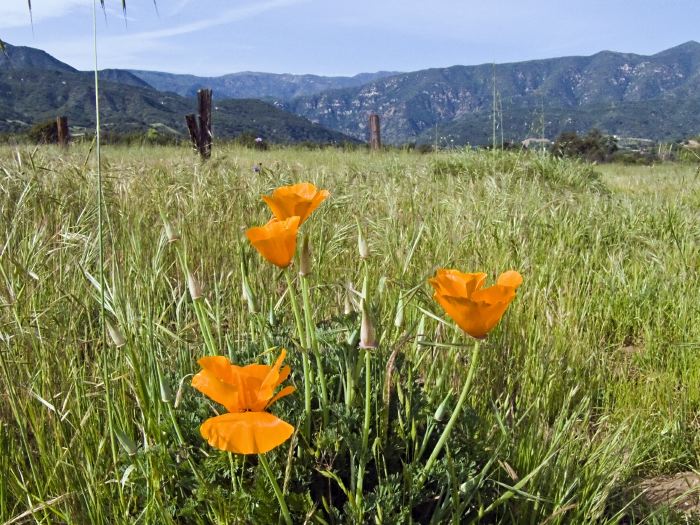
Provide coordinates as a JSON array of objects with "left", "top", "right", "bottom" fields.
[{"left": 1, "top": 145, "right": 699, "bottom": 523}]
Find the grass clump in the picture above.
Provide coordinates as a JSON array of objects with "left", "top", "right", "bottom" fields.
[{"left": 0, "top": 145, "right": 699, "bottom": 523}]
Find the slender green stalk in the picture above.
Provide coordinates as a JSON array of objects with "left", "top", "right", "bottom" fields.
[
  {"left": 285, "top": 270, "right": 312, "bottom": 441},
  {"left": 355, "top": 347, "right": 373, "bottom": 519},
  {"left": 418, "top": 340, "right": 481, "bottom": 488},
  {"left": 259, "top": 454, "right": 293, "bottom": 525},
  {"left": 91, "top": 0, "right": 119, "bottom": 471},
  {"left": 300, "top": 275, "right": 329, "bottom": 426}
]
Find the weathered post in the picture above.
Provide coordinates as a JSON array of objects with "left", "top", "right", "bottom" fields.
[
  {"left": 198, "top": 89, "right": 212, "bottom": 159},
  {"left": 56, "top": 116, "right": 70, "bottom": 147},
  {"left": 369, "top": 113, "right": 381, "bottom": 150},
  {"left": 184, "top": 89, "right": 213, "bottom": 159}
]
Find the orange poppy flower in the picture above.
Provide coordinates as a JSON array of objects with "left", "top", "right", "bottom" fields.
[
  {"left": 192, "top": 349, "right": 296, "bottom": 454},
  {"left": 246, "top": 216, "right": 300, "bottom": 268},
  {"left": 262, "top": 182, "right": 329, "bottom": 225},
  {"left": 429, "top": 269, "right": 523, "bottom": 339}
]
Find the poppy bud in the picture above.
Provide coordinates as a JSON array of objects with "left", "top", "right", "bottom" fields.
[
  {"left": 433, "top": 394, "right": 451, "bottom": 422},
  {"left": 174, "top": 376, "right": 187, "bottom": 408},
  {"left": 163, "top": 219, "right": 180, "bottom": 243},
  {"left": 159, "top": 374, "right": 174, "bottom": 403},
  {"left": 344, "top": 281, "right": 354, "bottom": 315},
  {"left": 359, "top": 301, "right": 377, "bottom": 349},
  {"left": 114, "top": 428, "right": 138, "bottom": 456},
  {"left": 299, "top": 235, "right": 312, "bottom": 277},
  {"left": 188, "top": 272, "right": 202, "bottom": 301},
  {"left": 241, "top": 262, "right": 257, "bottom": 313},
  {"left": 358, "top": 228, "right": 369, "bottom": 259},
  {"left": 106, "top": 319, "right": 126, "bottom": 348},
  {"left": 394, "top": 296, "right": 404, "bottom": 328}
]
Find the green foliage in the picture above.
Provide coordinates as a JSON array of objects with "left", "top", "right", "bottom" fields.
[
  {"left": 0, "top": 146, "right": 699, "bottom": 523},
  {"left": 26, "top": 118, "right": 58, "bottom": 144},
  {"left": 552, "top": 129, "right": 619, "bottom": 162}
]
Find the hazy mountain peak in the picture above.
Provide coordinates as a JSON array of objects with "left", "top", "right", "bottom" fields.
[{"left": 0, "top": 42, "right": 76, "bottom": 73}]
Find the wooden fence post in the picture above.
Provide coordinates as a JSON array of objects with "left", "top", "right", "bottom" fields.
[
  {"left": 198, "top": 89, "right": 212, "bottom": 159},
  {"left": 56, "top": 116, "right": 70, "bottom": 147},
  {"left": 184, "top": 89, "right": 213, "bottom": 159},
  {"left": 369, "top": 113, "right": 381, "bottom": 150}
]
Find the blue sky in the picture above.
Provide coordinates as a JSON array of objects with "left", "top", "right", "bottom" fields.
[{"left": 1, "top": 0, "right": 699, "bottom": 76}]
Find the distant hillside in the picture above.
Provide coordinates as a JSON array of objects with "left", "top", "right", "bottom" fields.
[
  {"left": 0, "top": 44, "right": 356, "bottom": 144},
  {"left": 99, "top": 69, "right": 153, "bottom": 89},
  {"left": 0, "top": 43, "right": 77, "bottom": 73},
  {"left": 284, "top": 41, "right": 700, "bottom": 144},
  {"left": 128, "top": 69, "right": 401, "bottom": 100}
]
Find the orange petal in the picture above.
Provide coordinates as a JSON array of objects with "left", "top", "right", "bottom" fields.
[
  {"left": 277, "top": 365, "right": 291, "bottom": 386},
  {"left": 429, "top": 269, "right": 487, "bottom": 298},
  {"left": 246, "top": 216, "right": 300, "bottom": 268},
  {"left": 198, "top": 356, "right": 237, "bottom": 384},
  {"left": 266, "top": 385, "right": 296, "bottom": 409},
  {"left": 191, "top": 369, "right": 241, "bottom": 412},
  {"left": 253, "top": 349, "right": 287, "bottom": 408},
  {"left": 497, "top": 270, "right": 523, "bottom": 289},
  {"left": 262, "top": 183, "right": 329, "bottom": 225},
  {"left": 433, "top": 293, "right": 491, "bottom": 339},
  {"left": 200, "top": 412, "right": 294, "bottom": 454}
]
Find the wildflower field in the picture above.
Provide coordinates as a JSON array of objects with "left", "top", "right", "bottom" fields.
[{"left": 1, "top": 145, "right": 699, "bottom": 524}]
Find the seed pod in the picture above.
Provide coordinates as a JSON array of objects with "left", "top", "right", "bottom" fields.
[
  {"left": 394, "top": 296, "right": 404, "bottom": 329},
  {"left": 241, "top": 261, "right": 257, "bottom": 313},
  {"left": 159, "top": 374, "right": 174, "bottom": 404},
  {"left": 359, "top": 301, "right": 377, "bottom": 349},
  {"left": 299, "top": 235, "right": 312, "bottom": 277},
  {"left": 357, "top": 222, "right": 369, "bottom": 259},
  {"left": 114, "top": 428, "right": 138, "bottom": 456},
  {"left": 163, "top": 219, "right": 180, "bottom": 243},
  {"left": 344, "top": 281, "right": 354, "bottom": 315},
  {"left": 433, "top": 394, "right": 451, "bottom": 422},
  {"left": 187, "top": 272, "right": 202, "bottom": 301},
  {"left": 106, "top": 319, "right": 126, "bottom": 348}
]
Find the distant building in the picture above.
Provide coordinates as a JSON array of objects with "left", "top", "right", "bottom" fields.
[
  {"left": 521, "top": 137, "right": 551, "bottom": 150},
  {"left": 613, "top": 136, "right": 656, "bottom": 152}
]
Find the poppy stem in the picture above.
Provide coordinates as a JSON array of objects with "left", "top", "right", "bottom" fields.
[
  {"left": 300, "top": 275, "right": 329, "bottom": 427},
  {"left": 355, "top": 347, "right": 373, "bottom": 519},
  {"left": 418, "top": 339, "right": 481, "bottom": 488},
  {"left": 259, "top": 453, "right": 293, "bottom": 525},
  {"left": 285, "top": 270, "right": 312, "bottom": 441}
]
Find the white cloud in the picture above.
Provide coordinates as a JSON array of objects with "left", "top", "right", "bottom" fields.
[
  {"left": 0, "top": 0, "right": 88, "bottom": 29},
  {"left": 22, "top": 0, "right": 307, "bottom": 73}
]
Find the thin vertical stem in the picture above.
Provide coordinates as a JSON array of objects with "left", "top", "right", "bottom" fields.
[
  {"left": 355, "top": 347, "right": 373, "bottom": 519},
  {"left": 92, "top": 0, "right": 118, "bottom": 471},
  {"left": 285, "top": 270, "right": 312, "bottom": 441},
  {"left": 300, "top": 275, "right": 329, "bottom": 427},
  {"left": 259, "top": 454, "right": 293, "bottom": 525},
  {"left": 417, "top": 340, "right": 481, "bottom": 488}
]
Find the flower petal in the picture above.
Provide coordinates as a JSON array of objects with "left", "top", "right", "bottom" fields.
[
  {"left": 266, "top": 385, "right": 296, "bottom": 409},
  {"left": 262, "top": 183, "right": 329, "bottom": 225},
  {"left": 497, "top": 270, "right": 523, "bottom": 289},
  {"left": 429, "top": 269, "right": 487, "bottom": 298},
  {"left": 433, "top": 293, "right": 491, "bottom": 339},
  {"left": 191, "top": 369, "right": 241, "bottom": 412},
  {"left": 246, "top": 216, "right": 300, "bottom": 268},
  {"left": 200, "top": 412, "right": 294, "bottom": 454}
]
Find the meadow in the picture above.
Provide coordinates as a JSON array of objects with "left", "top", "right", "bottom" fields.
[{"left": 1, "top": 144, "right": 699, "bottom": 524}]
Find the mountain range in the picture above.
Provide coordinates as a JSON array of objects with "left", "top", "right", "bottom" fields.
[
  {"left": 127, "top": 70, "right": 401, "bottom": 100},
  {"left": 0, "top": 44, "right": 356, "bottom": 143},
  {"left": 2, "top": 41, "right": 700, "bottom": 145},
  {"left": 282, "top": 41, "right": 700, "bottom": 144}
]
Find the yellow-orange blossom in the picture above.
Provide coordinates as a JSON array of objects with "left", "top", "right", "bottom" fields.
[
  {"left": 191, "top": 349, "right": 295, "bottom": 454},
  {"left": 246, "top": 182, "right": 329, "bottom": 268},
  {"left": 429, "top": 269, "right": 523, "bottom": 338},
  {"left": 245, "top": 216, "right": 300, "bottom": 268},
  {"left": 262, "top": 182, "right": 330, "bottom": 225}
]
